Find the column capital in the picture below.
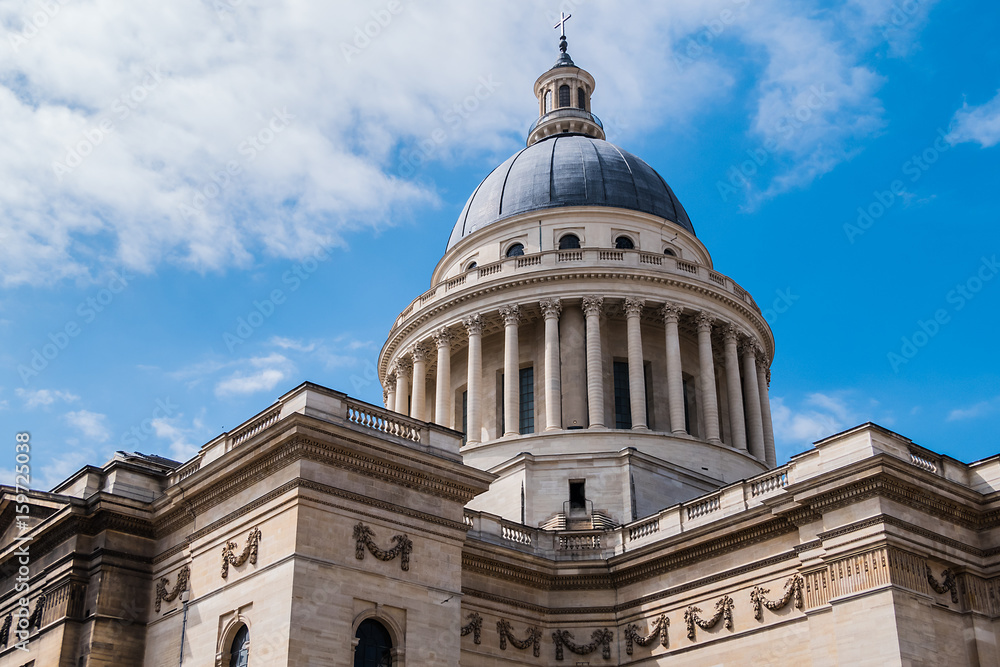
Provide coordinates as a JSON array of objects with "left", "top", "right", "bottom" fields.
[
  {"left": 410, "top": 343, "right": 430, "bottom": 364},
  {"left": 696, "top": 311, "right": 715, "bottom": 332},
  {"left": 433, "top": 326, "right": 453, "bottom": 348},
  {"left": 463, "top": 314, "right": 483, "bottom": 336},
  {"left": 395, "top": 357, "right": 413, "bottom": 375},
  {"left": 382, "top": 387, "right": 389, "bottom": 404},
  {"left": 384, "top": 367, "right": 397, "bottom": 384},
  {"left": 539, "top": 298, "right": 562, "bottom": 319},
  {"left": 739, "top": 338, "right": 759, "bottom": 358},
  {"left": 582, "top": 295, "right": 604, "bottom": 316},
  {"left": 755, "top": 351, "right": 770, "bottom": 370},
  {"left": 624, "top": 297, "right": 645, "bottom": 317},
  {"left": 723, "top": 324, "right": 742, "bottom": 343},
  {"left": 660, "top": 302, "right": 682, "bottom": 323},
  {"left": 499, "top": 304, "right": 521, "bottom": 326}
]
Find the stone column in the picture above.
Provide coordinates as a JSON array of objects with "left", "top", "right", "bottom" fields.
[
  {"left": 434, "top": 327, "right": 453, "bottom": 428},
  {"left": 394, "top": 357, "right": 411, "bottom": 416},
  {"left": 661, "top": 303, "right": 686, "bottom": 435},
  {"left": 624, "top": 297, "right": 648, "bottom": 430},
  {"left": 384, "top": 369, "right": 396, "bottom": 411},
  {"left": 560, "top": 304, "right": 587, "bottom": 429},
  {"left": 756, "top": 356, "right": 777, "bottom": 467},
  {"left": 722, "top": 325, "right": 748, "bottom": 451},
  {"left": 583, "top": 296, "right": 605, "bottom": 429},
  {"left": 500, "top": 304, "right": 521, "bottom": 437},
  {"left": 741, "top": 340, "right": 766, "bottom": 460},
  {"left": 409, "top": 343, "right": 429, "bottom": 420},
  {"left": 463, "top": 314, "right": 483, "bottom": 444},
  {"left": 696, "top": 311, "right": 721, "bottom": 444},
  {"left": 539, "top": 299, "right": 562, "bottom": 431}
]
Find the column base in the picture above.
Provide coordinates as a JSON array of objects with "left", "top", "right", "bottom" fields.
[{"left": 588, "top": 424, "right": 606, "bottom": 430}]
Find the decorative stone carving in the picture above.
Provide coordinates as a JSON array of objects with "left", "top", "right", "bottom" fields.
[
  {"left": 582, "top": 295, "right": 604, "bottom": 316},
  {"left": 750, "top": 574, "right": 804, "bottom": 620},
  {"left": 723, "top": 324, "right": 741, "bottom": 343},
  {"left": 623, "top": 297, "right": 645, "bottom": 317},
  {"left": 624, "top": 614, "right": 669, "bottom": 654},
  {"left": 221, "top": 526, "right": 261, "bottom": 578},
  {"left": 155, "top": 565, "right": 191, "bottom": 612},
  {"left": 463, "top": 313, "right": 483, "bottom": 336},
  {"left": 756, "top": 353, "right": 771, "bottom": 371},
  {"left": 433, "top": 327, "right": 453, "bottom": 348},
  {"left": 696, "top": 311, "right": 714, "bottom": 331},
  {"left": 460, "top": 612, "right": 483, "bottom": 644},
  {"left": 395, "top": 356, "right": 413, "bottom": 375},
  {"left": 927, "top": 564, "right": 958, "bottom": 603},
  {"left": 539, "top": 298, "right": 562, "bottom": 319},
  {"left": 499, "top": 304, "right": 521, "bottom": 326},
  {"left": 497, "top": 618, "right": 542, "bottom": 657},
  {"left": 552, "top": 628, "right": 614, "bottom": 660},
  {"left": 660, "top": 302, "right": 682, "bottom": 323},
  {"left": 353, "top": 522, "right": 412, "bottom": 571},
  {"left": 684, "top": 595, "right": 733, "bottom": 640},
  {"left": 410, "top": 343, "right": 430, "bottom": 364},
  {"left": 27, "top": 594, "right": 46, "bottom": 630},
  {"left": 739, "top": 338, "right": 758, "bottom": 357},
  {"left": 0, "top": 613, "right": 11, "bottom": 646}
]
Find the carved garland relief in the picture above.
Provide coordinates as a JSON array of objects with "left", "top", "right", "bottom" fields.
[
  {"left": 353, "top": 522, "right": 412, "bottom": 571},
  {"left": 221, "top": 526, "right": 261, "bottom": 578},
  {"left": 624, "top": 613, "right": 669, "bottom": 654},
  {"left": 751, "top": 574, "right": 804, "bottom": 620},
  {"left": 155, "top": 565, "right": 191, "bottom": 612},
  {"left": 497, "top": 618, "right": 542, "bottom": 657}
]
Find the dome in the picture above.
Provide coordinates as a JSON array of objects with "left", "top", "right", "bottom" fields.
[{"left": 447, "top": 134, "right": 694, "bottom": 250}]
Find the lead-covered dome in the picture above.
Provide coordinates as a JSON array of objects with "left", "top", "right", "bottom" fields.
[{"left": 447, "top": 134, "right": 693, "bottom": 249}]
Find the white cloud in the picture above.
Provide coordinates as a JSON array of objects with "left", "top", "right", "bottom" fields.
[
  {"left": 214, "top": 353, "right": 294, "bottom": 397},
  {"left": 947, "top": 396, "right": 1000, "bottom": 422},
  {"left": 64, "top": 409, "right": 111, "bottom": 442},
  {"left": 270, "top": 336, "right": 316, "bottom": 353},
  {"left": 16, "top": 387, "right": 80, "bottom": 409},
  {"left": 151, "top": 413, "right": 206, "bottom": 461},
  {"left": 947, "top": 90, "right": 1000, "bottom": 148}
]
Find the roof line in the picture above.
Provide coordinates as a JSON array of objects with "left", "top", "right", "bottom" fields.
[
  {"left": 608, "top": 142, "right": 641, "bottom": 208},
  {"left": 497, "top": 145, "right": 531, "bottom": 218}
]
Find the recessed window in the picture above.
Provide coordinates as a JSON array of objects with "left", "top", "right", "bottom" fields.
[
  {"left": 506, "top": 243, "right": 525, "bottom": 258},
  {"left": 558, "top": 234, "right": 581, "bottom": 250},
  {"left": 229, "top": 625, "right": 249, "bottom": 667},
  {"left": 544, "top": 90, "right": 553, "bottom": 113},
  {"left": 466, "top": 261, "right": 478, "bottom": 271},
  {"left": 615, "top": 236, "right": 635, "bottom": 250},
  {"left": 663, "top": 248, "right": 676, "bottom": 257},
  {"left": 613, "top": 361, "right": 632, "bottom": 429},
  {"left": 355, "top": 619, "right": 393, "bottom": 667},
  {"left": 577, "top": 87, "right": 586, "bottom": 110},
  {"left": 559, "top": 85, "right": 571, "bottom": 108},
  {"left": 569, "top": 480, "right": 586, "bottom": 510}
]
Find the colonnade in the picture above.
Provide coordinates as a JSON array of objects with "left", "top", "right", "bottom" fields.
[{"left": 384, "top": 297, "right": 776, "bottom": 467}]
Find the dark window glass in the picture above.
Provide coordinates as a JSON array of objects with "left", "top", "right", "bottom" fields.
[
  {"left": 615, "top": 236, "right": 635, "bottom": 250},
  {"left": 663, "top": 248, "right": 676, "bottom": 256},
  {"left": 613, "top": 361, "right": 632, "bottom": 429},
  {"left": 519, "top": 367, "right": 534, "bottom": 435},
  {"left": 682, "top": 374, "right": 695, "bottom": 435},
  {"left": 466, "top": 261, "right": 477, "bottom": 270},
  {"left": 569, "top": 480, "right": 586, "bottom": 509},
  {"left": 461, "top": 390, "right": 468, "bottom": 444},
  {"left": 559, "top": 84, "right": 571, "bottom": 108},
  {"left": 355, "top": 619, "right": 392, "bottom": 667},
  {"left": 577, "top": 87, "right": 586, "bottom": 109},
  {"left": 558, "top": 234, "right": 580, "bottom": 250},
  {"left": 506, "top": 243, "right": 525, "bottom": 257},
  {"left": 544, "top": 90, "right": 553, "bottom": 113},
  {"left": 229, "top": 625, "right": 249, "bottom": 667}
]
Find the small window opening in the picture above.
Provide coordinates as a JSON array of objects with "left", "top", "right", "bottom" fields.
[
  {"left": 229, "top": 625, "right": 249, "bottom": 667},
  {"left": 544, "top": 90, "right": 553, "bottom": 113},
  {"left": 466, "top": 261, "right": 478, "bottom": 271},
  {"left": 569, "top": 480, "right": 586, "bottom": 510},
  {"left": 559, "top": 85, "right": 571, "bottom": 108},
  {"left": 355, "top": 619, "right": 392, "bottom": 667},
  {"left": 615, "top": 236, "right": 635, "bottom": 250},
  {"left": 663, "top": 248, "right": 676, "bottom": 257},
  {"left": 558, "top": 234, "right": 580, "bottom": 250},
  {"left": 506, "top": 243, "right": 525, "bottom": 257},
  {"left": 577, "top": 87, "right": 586, "bottom": 110}
]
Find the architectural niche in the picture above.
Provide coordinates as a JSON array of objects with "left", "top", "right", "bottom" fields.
[
  {"left": 353, "top": 522, "right": 413, "bottom": 571},
  {"left": 221, "top": 526, "right": 261, "bottom": 578},
  {"left": 624, "top": 614, "right": 669, "bottom": 654},
  {"left": 155, "top": 565, "right": 190, "bottom": 612},
  {"left": 460, "top": 612, "right": 482, "bottom": 644},
  {"left": 750, "top": 574, "right": 804, "bottom": 620},
  {"left": 684, "top": 595, "right": 734, "bottom": 640},
  {"left": 496, "top": 618, "right": 542, "bottom": 657}
]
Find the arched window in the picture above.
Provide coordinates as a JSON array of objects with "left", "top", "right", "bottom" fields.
[
  {"left": 558, "top": 234, "right": 580, "bottom": 250},
  {"left": 559, "top": 85, "right": 571, "bottom": 108},
  {"left": 506, "top": 243, "right": 525, "bottom": 257},
  {"left": 466, "top": 261, "right": 477, "bottom": 271},
  {"left": 544, "top": 90, "right": 553, "bottom": 113},
  {"left": 577, "top": 87, "right": 586, "bottom": 110},
  {"left": 663, "top": 247, "right": 676, "bottom": 256},
  {"left": 615, "top": 236, "right": 635, "bottom": 250},
  {"left": 229, "top": 625, "right": 249, "bottom": 667},
  {"left": 355, "top": 619, "right": 392, "bottom": 667}
]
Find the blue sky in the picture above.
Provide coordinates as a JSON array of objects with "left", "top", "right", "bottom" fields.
[{"left": 1, "top": 1, "right": 998, "bottom": 490}]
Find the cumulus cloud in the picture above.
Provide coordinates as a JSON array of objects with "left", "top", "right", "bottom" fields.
[
  {"left": 151, "top": 413, "right": 206, "bottom": 461},
  {"left": 769, "top": 391, "right": 895, "bottom": 457},
  {"left": 64, "top": 409, "right": 111, "bottom": 442},
  {"left": 16, "top": 387, "right": 80, "bottom": 408},
  {"left": 947, "top": 396, "right": 1000, "bottom": 422},
  {"left": 214, "top": 353, "right": 294, "bottom": 397},
  {"left": 947, "top": 90, "right": 1000, "bottom": 148}
]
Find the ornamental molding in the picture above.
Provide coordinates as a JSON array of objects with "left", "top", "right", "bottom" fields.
[
  {"left": 750, "top": 574, "right": 804, "bottom": 620},
  {"left": 684, "top": 594, "right": 733, "bottom": 641},
  {"left": 409, "top": 343, "right": 430, "bottom": 365},
  {"left": 624, "top": 614, "right": 669, "bottom": 655},
  {"left": 552, "top": 628, "right": 613, "bottom": 661},
  {"left": 695, "top": 310, "right": 714, "bottom": 331},
  {"left": 723, "top": 324, "right": 742, "bottom": 343},
  {"left": 27, "top": 594, "right": 46, "bottom": 630},
  {"left": 155, "top": 565, "right": 190, "bottom": 612},
  {"left": 660, "top": 302, "right": 682, "bottom": 323},
  {"left": 738, "top": 338, "right": 759, "bottom": 357},
  {"left": 538, "top": 298, "right": 562, "bottom": 319},
  {"left": 433, "top": 327, "right": 453, "bottom": 348},
  {"left": 0, "top": 613, "right": 10, "bottom": 646},
  {"left": 221, "top": 526, "right": 260, "bottom": 578},
  {"left": 497, "top": 618, "right": 542, "bottom": 657},
  {"left": 460, "top": 612, "right": 482, "bottom": 644},
  {"left": 623, "top": 297, "right": 645, "bottom": 317},
  {"left": 395, "top": 356, "right": 413, "bottom": 375},
  {"left": 581, "top": 295, "right": 604, "bottom": 316},
  {"left": 354, "top": 522, "right": 412, "bottom": 571},
  {"left": 499, "top": 303, "right": 521, "bottom": 326},
  {"left": 927, "top": 564, "right": 958, "bottom": 603},
  {"left": 463, "top": 313, "right": 484, "bottom": 336}
]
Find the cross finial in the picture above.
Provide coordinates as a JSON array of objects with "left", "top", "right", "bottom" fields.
[{"left": 553, "top": 12, "right": 572, "bottom": 38}]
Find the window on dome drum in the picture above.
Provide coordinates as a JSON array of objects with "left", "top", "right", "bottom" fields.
[
  {"left": 577, "top": 87, "right": 586, "bottom": 109},
  {"left": 613, "top": 361, "right": 632, "bottom": 429},
  {"left": 466, "top": 261, "right": 477, "bottom": 271},
  {"left": 544, "top": 90, "right": 553, "bottom": 113},
  {"left": 354, "top": 619, "right": 392, "bottom": 667},
  {"left": 506, "top": 243, "right": 525, "bottom": 257},
  {"left": 569, "top": 480, "right": 586, "bottom": 510},
  {"left": 229, "top": 625, "right": 249, "bottom": 667},
  {"left": 663, "top": 247, "right": 676, "bottom": 256},
  {"left": 682, "top": 373, "right": 696, "bottom": 436},
  {"left": 558, "top": 234, "right": 580, "bottom": 249},
  {"left": 559, "top": 84, "right": 571, "bottom": 108},
  {"left": 615, "top": 236, "right": 635, "bottom": 250},
  {"left": 519, "top": 367, "right": 535, "bottom": 434},
  {"left": 461, "top": 390, "right": 468, "bottom": 445}
]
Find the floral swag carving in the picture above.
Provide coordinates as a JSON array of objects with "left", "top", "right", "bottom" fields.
[
  {"left": 927, "top": 564, "right": 958, "bottom": 603},
  {"left": 155, "top": 565, "right": 191, "bottom": 612},
  {"left": 353, "top": 522, "right": 412, "bottom": 571},
  {"left": 684, "top": 595, "right": 733, "bottom": 641},
  {"left": 497, "top": 618, "right": 542, "bottom": 657},
  {"left": 27, "top": 594, "right": 46, "bottom": 630},
  {"left": 460, "top": 612, "right": 482, "bottom": 644},
  {"left": 0, "top": 613, "right": 11, "bottom": 647},
  {"left": 221, "top": 526, "right": 261, "bottom": 578},
  {"left": 750, "top": 574, "right": 804, "bottom": 620},
  {"left": 552, "top": 628, "right": 614, "bottom": 661},
  {"left": 625, "top": 614, "right": 669, "bottom": 655}
]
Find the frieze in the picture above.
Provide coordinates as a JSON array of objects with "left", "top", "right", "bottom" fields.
[
  {"left": 497, "top": 618, "right": 542, "bottom": 657},
  {"left": 750, "top": 574, "right": 804, "bottom": 620},
  {"left": 684, "top": 594, "right": 733, "bottom": 641},
  {"left": 221, "top": 526, "right": 261, "bottom": 578},
  {"left": 552, "top": 628, "right": 613, "bottom": 661},
  {"left": 624, "top": 614, "right": 668, "bottom": 655},
  {"left": 155, "top": 565, "right": 190, "bottom": 612},
  {"left": 353, "top": 522, "right": 412, "bottom": 571}
]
